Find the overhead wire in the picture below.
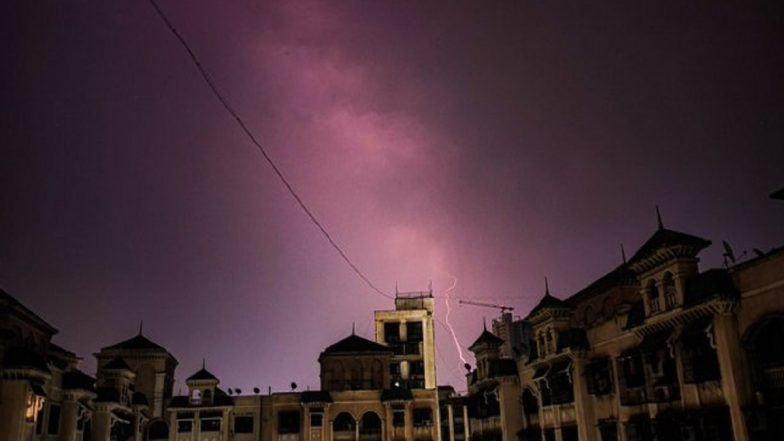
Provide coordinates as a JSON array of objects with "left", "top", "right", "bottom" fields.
[{"left": 148, "top": 0, "right": 392, "bottom": 300}]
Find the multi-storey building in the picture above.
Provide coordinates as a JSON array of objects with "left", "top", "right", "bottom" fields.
[
  {"left": 0, "top": 289, "right": 447, "bottom": 441},
  {"left": 466, "top": 224, "right": 784, "bottom": 441}
]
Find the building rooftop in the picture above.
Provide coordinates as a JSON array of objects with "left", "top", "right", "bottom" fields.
[
  {"left": 187, "top": 367, "right": 219, "bottom": 382},
  {"left": 468, "top": 329, "right": 504, "bottom": 352},
  {"left": 103, "top": 333, "right": 168, "bottom": 352},
  {"left": 322, "top": 334, "right": 391, "bottom": 354}
]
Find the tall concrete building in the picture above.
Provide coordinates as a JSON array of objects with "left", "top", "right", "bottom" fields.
[{"left": 374, "top": 291, "right": 438, "bottom": 390}]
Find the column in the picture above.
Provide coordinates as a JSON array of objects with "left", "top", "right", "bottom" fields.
[
  {"left": 713, "top": 313, "right": 752, "bottom": 441},
  {"left": 0, "top": 380, "right": 30, "bottom": 441},
  {"left": 447, "top": 405, "right": 455, "bottom": 441},
  {"left": 58, "top": 398, "right": 80, "bottom": 441},
  {"left": 405, "top": 402, "right": 414, "bottom": 441},
  {"left": 92, "top": 407, "right": 112, "bottom": 441},
  {"left": 571, "top": 357, "right": 596, "bottom": 441}
]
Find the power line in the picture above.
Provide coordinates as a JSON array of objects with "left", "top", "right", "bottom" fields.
[{"left": 148, "top": 0, "right": 392, "bottom": 300}]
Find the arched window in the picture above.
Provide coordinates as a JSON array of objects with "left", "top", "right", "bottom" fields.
[
  {"left": 663, "top": 272, "right": 676, "bottom": 309},
  {"left": 647, "top": 280, "right": 660, "bottom": 314},
  {"left": 147, "top": 421, "right": 169, "bottom": 440},
  {"left": 545, "top": 329, "right": 554, "bottom": 353},
  {"left": 359, "top": 412, "right": 381, "bottom": 436},
  {"left": 537, "top": 333, "right": 545, "bottom": 357},
  {"left": 333, "top": 412, "right": 356, "bottom": 433},
  {"left": 190, "top": 389, "right": 201, "bottom": 405}
]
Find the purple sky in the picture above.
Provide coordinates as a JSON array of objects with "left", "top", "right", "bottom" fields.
[{"left": 2, "top": 1, "right": 782, "bottom": 393}]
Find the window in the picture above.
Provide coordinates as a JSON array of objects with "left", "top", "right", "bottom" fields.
[
  {"left": 682, "top": 323, "right": 721, "bottom": 383},
  {"left": 545, "top": 329, "right": 554, "bottom": 353},
  {"left": 234, "top": 416, "right": 254, "bottom": 434},
  {"left": 177, "top": 420, "right": 193, "bottom": 433},
  {"left": 278, "top": 411, "right": 301, "bottom": 434},
  {"left": 521, "top": 389, "right": 538, "bottom": 417},
  {"left": 413, "top": 408, "right": 432, "bottom": 427},
  {"left": 310, "top": 412, "right": 323, "bottom": 428},
  {"left": 393, "top": 408, "right": 405, "bottom": 427},
  {"left": 562, "top": 426, "right": 578, "bottom": 441},
  {"left": 599, "top": 422, "right": 618, "bottom": 441},
  {"left": 647, "top": 280, "right": 659, "bottom": 314},
  {"left": 407, "top": 322, "right": 423, "bottom": 342},
  {"left": 360, "top": 412, "right": 382, "bottom": 434},
  {"left": 410, "top": 361, "right": 425, "bottom": 376},
  {"left": 190, "top": 389, "right": 202, "bottom": 405},
  {"left": 385, "top": 322, "right": 400, "bottom": 343},
  {"left": 663, "top": 273, "right": 677, "bottom": 309},
  {"left": 36, "top": 406, "right": 45, "bottom": 434},
  {"left": 333, "top": 412, "right": 356, "bottom": 432},
  {"left": 47, "top": 404, "right": 61, "bottom": 435},
  {"left": 200, "top": 419, "right": 221, "bottom": 432},
  {"left": 202, "top": 389, "right": 213, "bottom": 405},
  {"left": 148, "top": 421, "right": 169, "bottom": 439},
  {"left": 587, "top": 358, "right": 613, "bottom": 395}
]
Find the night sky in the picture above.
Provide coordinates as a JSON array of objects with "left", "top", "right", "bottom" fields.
[{"left": 2, "top": 1, "right": 782, "bottom": 393}]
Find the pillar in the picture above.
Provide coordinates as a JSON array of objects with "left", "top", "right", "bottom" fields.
[
  {"left": 0, "top": 380, "right": 30, "bottom": 441},
  {"left": 92, "top": 408, "right": 112, "bottom": 441},
  {"left": 571, "top": 357, "right": 595, "bottom": 441},
  {"left": 58, "top": 399, "right": 80, "bottom": 441},
  {"left": 713, "top": 313, "right": 752, "bottom": 441}
]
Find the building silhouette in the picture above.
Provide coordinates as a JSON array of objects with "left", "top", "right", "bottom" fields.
[
  {"left": 464, "top": 224, "right": 784, "bottom": 441},
  {"left": 1, "top": 222, "right": 783, "bottom": 441}
]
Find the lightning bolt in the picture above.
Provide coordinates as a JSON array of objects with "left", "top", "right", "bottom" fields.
[{"left": 442, "top": 274, "right": 468, "bottom": 367}]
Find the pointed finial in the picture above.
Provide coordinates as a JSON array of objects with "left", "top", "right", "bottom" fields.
[
  {"left": 428, "top": 279, "right": 433, "bottom": 294},
  {"left": 138, "top": 320, "right": 143, "bottom": 336},
  {"left": 202, "top": 358, "right": 206, "bottom": 370},
  {"left": 352, "top": 322, "right": 355, "bottom": 335},
  {"left": 621, "top": 244, "right": 627, "bottom": 264},
  {"left": 395, "top": 281, "right": 398, "bottom": 296},
  {"left": 544, "top": 277, "right": 550, "bottom": 295},
  {"left": 483, "top": 317, "right": 487, "bottom": 331},
  {"left": 656, "top": 205, "right": 664, "bottom": 230}
]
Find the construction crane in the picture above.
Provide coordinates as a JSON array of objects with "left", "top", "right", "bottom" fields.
[{"left": 458, "top": 299, "right": 514, "bottom": 313}]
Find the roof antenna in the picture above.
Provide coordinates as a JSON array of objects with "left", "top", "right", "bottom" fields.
[
  {"left": 544, "top": 277, "right": 550, "bottom": 295},
  {"left": 656, "top": 205, "right": 664, "bottom": 230},
  {"left": 621, "top": 244, "right": 627, "bottom": 264},
  {"left": 138, "top": 320, "right": 143, "bottom": 336}
]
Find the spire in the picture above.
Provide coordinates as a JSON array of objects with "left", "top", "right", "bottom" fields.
[
  {"left": 656, "top": 205, "right": 664, "bottom": 230},
  {"left": 138, "top": 320, "right": 143, "bottom": 336},
  {"left": 544, "top": 277, "right": 550, "bottom": 295},
  {"left": 621, "top": 244, "right": 627, "bottom": 264}
]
